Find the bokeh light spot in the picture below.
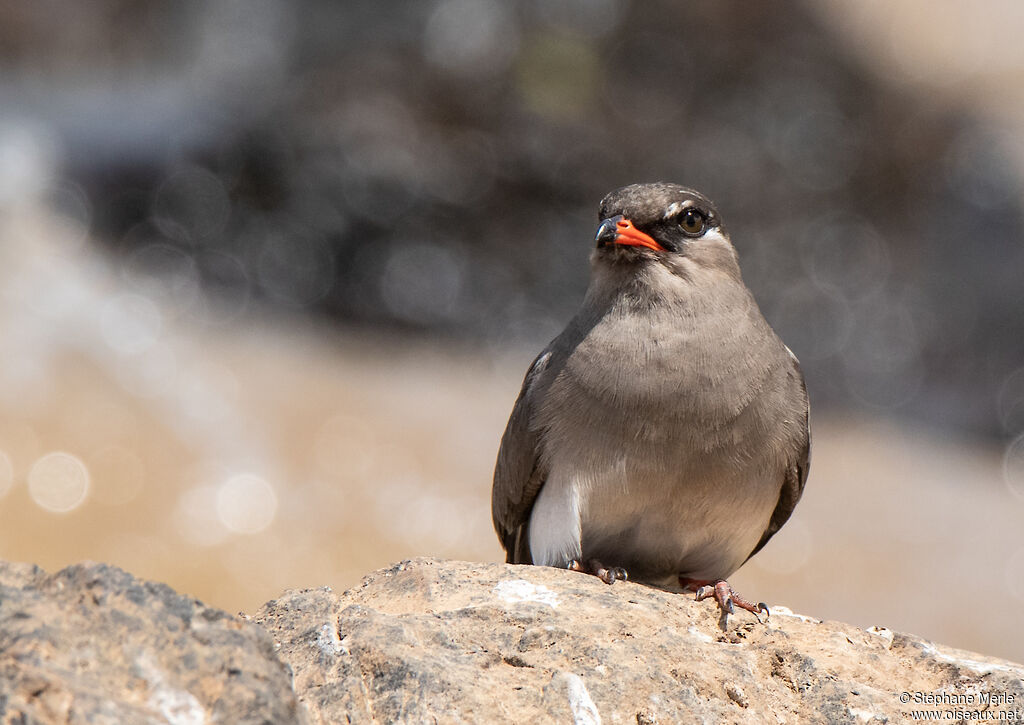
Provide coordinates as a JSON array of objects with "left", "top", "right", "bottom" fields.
[
  {"left": 28, "top": 451, "right": 90, "bottom": 513},
  {"left": 215, "top": 473, "right": 278, "bottom": 535}
]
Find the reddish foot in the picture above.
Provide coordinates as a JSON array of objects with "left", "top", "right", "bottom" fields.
[
  {"left": 680, "top": 577, "right": 769, "bottom": 621},
  {"left": 568, "top": 559, "right": 629, "bottom": 585}
]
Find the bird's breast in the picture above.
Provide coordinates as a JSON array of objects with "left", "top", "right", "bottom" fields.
[
  {"left": 550, "top": 303, "right": 771, "bottom": 436},
  {"left": 533, "top": 301, "right": 791, "bottom": 580}
]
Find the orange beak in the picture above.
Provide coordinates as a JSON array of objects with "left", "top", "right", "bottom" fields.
[{"left": 595, "top": 215, "right": 665, "bottom": 252}]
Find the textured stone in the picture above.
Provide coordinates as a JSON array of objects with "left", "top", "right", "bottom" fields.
[
  {"left": 0, "top": 561, "right": 305, "bottom": 724},
  {"left": 4, "top": 557, "right": 1021, "bottom": 723},
  {"left": 258, "top": 558, "right": 1024, "bottom": 724}
]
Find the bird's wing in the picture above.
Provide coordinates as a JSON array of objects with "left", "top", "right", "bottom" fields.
[
  {"left": 745, "top": 348, "right": 811, "bottom": 562},
  {"left": 491, "top": 349, "right": 553, "bottom": 564}
]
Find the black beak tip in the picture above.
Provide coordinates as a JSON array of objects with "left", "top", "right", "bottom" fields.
[{"left": 595, "top": 215, "right": 622, "bottom": 247}]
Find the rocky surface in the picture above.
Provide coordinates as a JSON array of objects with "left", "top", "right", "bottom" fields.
[
  {"left": 3, "top": 557, "right": 1022, "bottom": 724},
  {"left": 0, "top": 561, "right": 305, "bottom": 724},
  {"left": 258, "top": 558, "right": 1024, "bottom": 725}
]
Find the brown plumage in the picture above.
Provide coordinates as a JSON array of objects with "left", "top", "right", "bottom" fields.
[{"left": 491, "top": 183, "right": 810, "bottom": 616}]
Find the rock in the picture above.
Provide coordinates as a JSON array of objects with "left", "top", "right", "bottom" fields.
[
  {"left": 3, "top": 557, "right": 1022, "bottom": 723},
  {"left": 258, "top": 558, "right": 1024, "bottom": 724},
  {"left": 0, "top": 560, "right": 306, "bottom": 724}
]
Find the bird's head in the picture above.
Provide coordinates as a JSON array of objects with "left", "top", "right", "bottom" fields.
[{"left": 594, "top": 183, "right": 739, "bottom": 276}]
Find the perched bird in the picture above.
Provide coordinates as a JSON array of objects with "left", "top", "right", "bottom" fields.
[{"left": 491, "top": 182, "right": 810, "bottom": 619}]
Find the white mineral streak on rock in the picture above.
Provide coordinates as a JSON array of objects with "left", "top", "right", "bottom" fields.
[{"left": 493, "top": 579, "right": 560, "bottom": 608}]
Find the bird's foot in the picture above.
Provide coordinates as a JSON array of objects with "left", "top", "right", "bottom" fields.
[
  {"left": 567, "top": 559, "right": 628, "bottom": 585},
  {"left": 680, "top": 577, "right": 769, "bottom": 622}
]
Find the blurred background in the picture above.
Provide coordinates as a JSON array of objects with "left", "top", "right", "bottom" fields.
[{"left": 1, "top": 0, "right": 1023, "bottom": 661}]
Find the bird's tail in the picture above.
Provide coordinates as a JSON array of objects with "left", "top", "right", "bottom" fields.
[{"left": 505, "top": 524, "right": 533, "bottom": 565}]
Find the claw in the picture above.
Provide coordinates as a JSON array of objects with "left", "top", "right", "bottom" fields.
[
  {"left": 594, "top": 564, "right": 628, "bottom": 584},
  {"left": 565, "top": 559, "right": 629, "bottom": 585},
  {"left": 686, "top": 578, "right": 767, "bottom": 623}
]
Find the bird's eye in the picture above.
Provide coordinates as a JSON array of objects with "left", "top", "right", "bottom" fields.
[{"left": 679, "top": 208, "right": 706, "bottom": 236}]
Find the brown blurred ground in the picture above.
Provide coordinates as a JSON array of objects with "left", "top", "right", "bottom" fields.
[{"left": 1, "top": 205, "right": 1022, "bottom": 664}]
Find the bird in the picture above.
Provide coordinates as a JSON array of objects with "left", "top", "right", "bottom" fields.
[{"left": 491, "top": 182, "right": 810, "bottom": 620}]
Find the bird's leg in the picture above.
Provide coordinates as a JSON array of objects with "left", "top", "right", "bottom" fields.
[
  {"left": 679, "top": 577, "right": 769, "bottom": 621},
  {"left": 567, "top": 559, "right": 628, "bottom": 585}
]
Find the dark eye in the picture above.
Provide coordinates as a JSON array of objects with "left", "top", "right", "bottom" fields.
[{"left": 679, "top": 208, "right": 706, "bottom": 236}]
